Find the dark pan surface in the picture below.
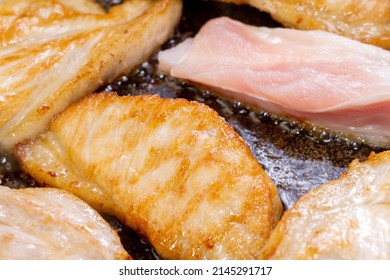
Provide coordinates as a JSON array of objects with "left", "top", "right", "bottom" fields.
[{"left": 0, "top": 0, "right": 384, "bottom": 259}]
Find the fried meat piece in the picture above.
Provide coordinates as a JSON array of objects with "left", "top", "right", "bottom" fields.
[
  {"left": 0, "top": 0, "right": 182, "bottom": 152},
  {"left": 0, "top": 186, "right": 130, "bottom": 260},
  {"left": 15, "top": 93, "right": 283, "bottom": 259},
  {"left": 260, "top": 151, "right": 390, "bottom": 259},
  {"left": 219, "top": 0, "right": 390, "bottom": 48}
]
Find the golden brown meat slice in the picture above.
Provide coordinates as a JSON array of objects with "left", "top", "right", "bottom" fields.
[
  {"left": 0, "top": 185, "right": 130, "bottom": 260},
  {"left": 260, "top": 151, "right": 390, "bottom": 260},
  {"left": 0, "top": 0, "right": 182, "bottom": 152},
  {"left": 15, "top": 92, "right": 283, "bottom": 260},
  {"left": 219, "top": 0, "right": 390, "bottom": 48}
]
